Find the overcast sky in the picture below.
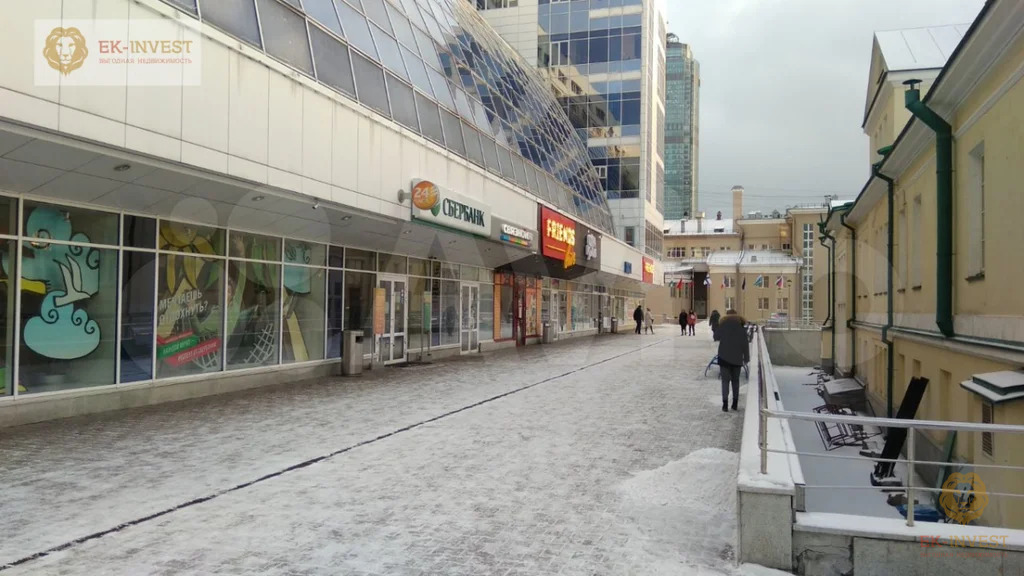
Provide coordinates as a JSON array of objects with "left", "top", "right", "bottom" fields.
[{"left": 665, "top": 0, "right": 985, "bottom": 218}]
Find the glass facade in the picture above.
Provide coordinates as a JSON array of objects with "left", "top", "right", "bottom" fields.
[
  {"left": 0, "top": 195, "right": 509, "bottom": 397},
  {"left": 158, "top": 0, "right": 613, "bottom": 234},
  {"left": 479, "top": 0, "right": 666, "bottom": 256},
  {"left": 664, "top": 36, "right": 699, "bottom": 221}
]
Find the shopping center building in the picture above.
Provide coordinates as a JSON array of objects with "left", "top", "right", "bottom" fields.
[{"left": 0, "top": 0, "right": 655, "bottom": 426}]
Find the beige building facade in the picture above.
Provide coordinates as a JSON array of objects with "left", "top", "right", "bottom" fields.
[
  {"left": 823, "top": 1, "right": 1024, "bottom": 529},
  {"left": 650, "top": 204, "right": 832, "bottom": 325}
]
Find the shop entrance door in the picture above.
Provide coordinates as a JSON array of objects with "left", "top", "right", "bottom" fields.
[
  {"left": 460, "top": 284, "right": 479, "bottom": 354},
  {"left": 377, "top": 275, "right": 408, "bottom": 365}
]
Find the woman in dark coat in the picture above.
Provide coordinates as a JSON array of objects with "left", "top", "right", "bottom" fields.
[
  {"left": 709, "top": 309, "right": 721, "bottom": 341},
  {"left": 678, "top": 310, "right": 687, "bottom": 335}
]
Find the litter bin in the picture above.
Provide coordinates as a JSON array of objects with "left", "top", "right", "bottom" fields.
[
  {"left": 342, "top": 330, "right": 364, "bottom": 376},
  {"left": 542, "top": 322, "right": 553, "bottom": 344},
  {"left": 610, "top": 318, "right": 618, "bottom": 333}
]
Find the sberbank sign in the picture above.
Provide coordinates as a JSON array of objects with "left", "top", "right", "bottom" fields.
[{"left": 411, "top": 179, "right": 492, "bottom": 237}]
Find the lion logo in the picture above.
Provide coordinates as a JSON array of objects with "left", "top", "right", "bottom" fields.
[
  {"left": 938, "top": 472, "right": 988, "bottom": 525},
  {"left": 43, "top": 27, "right": 88, "bottom": 76}
]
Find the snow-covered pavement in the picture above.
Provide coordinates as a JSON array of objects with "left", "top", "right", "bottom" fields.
[{"left": 0, "top": 325, "right": 787, "bottom": 575}]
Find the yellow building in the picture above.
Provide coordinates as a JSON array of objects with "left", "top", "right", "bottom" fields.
[
  {"left": 650, "top": 198, "right": 834, "bottom": 325},
  {"left": 823, "top": 1, "right": 1024, "bottom": 528}
]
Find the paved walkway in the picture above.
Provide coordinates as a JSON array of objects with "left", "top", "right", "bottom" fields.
[{"left": 0, "top": 324, "right": 762, "bottom": 575}]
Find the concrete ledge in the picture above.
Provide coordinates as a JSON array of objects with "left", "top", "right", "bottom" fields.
[
  {"left": 737, "top": 331, "right": 804, "bottom": 571},
  {"left": 0, "top": 362, "right": 337, "bottom": 428},
  {"left": 795, "top": 512, "right": 1024, "bottom": 553},
  {"left": 793, "top": 530, "right": 853, "bottom": 576}
]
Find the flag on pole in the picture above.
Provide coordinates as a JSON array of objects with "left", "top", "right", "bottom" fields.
[
  {"left": 677, "top": 278, "right": 683, "bottom": 290},
  {"left": 776, "top": 275, "right": 784, "bottom": 288},
  {"left": 754, "top": 275, "right": 764, "bottom": 288},
  {"left": 742, "top": 277, "right": 746, "bottom": 290},
  {"left": 704, "top": 276, "right": 712, "bottom": 286},
  {"left": 720, "top": 278, "right": 726, "bottom": 289}
]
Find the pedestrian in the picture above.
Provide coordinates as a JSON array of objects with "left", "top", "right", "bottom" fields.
[
  {"left": 688, "top": 311, "right": 697, "bottom": 335},
  {"left": 678, "top": 310, "right": 687, "bottom": 336},
  {"left": 644, "top": 307, "right": 654, "bottom": 334},
  {"left": 633, "top": 304, "right": 644, "bottom": 334},
  {"left": 709, "top": 309, "right": 721, "bottom": 341},
  {"left": 717, "top": 309, "right": 749, "bottom": 412}
]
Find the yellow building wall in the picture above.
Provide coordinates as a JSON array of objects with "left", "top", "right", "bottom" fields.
[
  {"left": 844, "top": 30, "right": 1024, "bottom": 530},
  {"left": 952, "top": 33, "right": 1024, "bottom": 319},
  {"left": 738, "top": 219, "right": 787, "bottom": 251},
  {"left": 664, "top": 234, "right": 741, "bottom": 258}
]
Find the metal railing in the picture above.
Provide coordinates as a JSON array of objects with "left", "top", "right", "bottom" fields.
[{"left": 754, "top": 330, "right": 1024, "bottom": 527}]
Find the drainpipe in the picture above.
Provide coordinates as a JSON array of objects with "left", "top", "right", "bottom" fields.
[
  {"left": 840, "top": 212, "right": 856, "bottom": 377},
  {"left": 818, "top": 223, "right": 836, "bottom": 370},
  {"left": 874, "top": 151, "right": 896, "bottom": 419},
  {"left": 903, "top": 79, "right": 955, "bottom": 338}
]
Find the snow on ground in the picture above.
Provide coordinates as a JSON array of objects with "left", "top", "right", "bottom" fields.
[
  {"left": 1, "top": 325, "right": 793, "bottom": 575},
  {"left": 773, "top": 365, "right": 927, "bottom": 519}
]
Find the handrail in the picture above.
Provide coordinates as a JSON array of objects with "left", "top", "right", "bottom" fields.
[
  {"left": 752, "top": 327, "right": 1024, "bottom": 528},
  {"left": 763, "top": 409, "right": 1024, "bottom": 434}
]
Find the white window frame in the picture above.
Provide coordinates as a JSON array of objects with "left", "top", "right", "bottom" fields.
[
  {"left": 758, "top": 297, "right": 769, "bottom": 311},
  {"left": 550, "top": 41, "right": 569, "bottom": 66},
  {"left": 967, "top": 142, "right": 985, "bottom": 278},
  {"left": 725, "top": 296, "right": 736, "bottom": 311},
  {"left": 777, "top": 297, "right": 789, "bottom": 310}
]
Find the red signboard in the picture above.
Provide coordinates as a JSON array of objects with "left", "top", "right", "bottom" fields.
[
  {"left": 643, "top": 257, "right": 655, "bottom": 284},
  {"left": 540, "top": 206, "right": 577, "bottom": 267}
]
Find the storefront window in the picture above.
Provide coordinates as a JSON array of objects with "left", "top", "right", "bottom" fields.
[
  {"left": 285, "top": 239, "right": 326, "bottom": 268},
  {"left": 120, "top": 251, "right": 156, "bottom": 382},
  {"left": 440, "top": 280, "right": 459, "bottom": 346},
  {"left": 159, "top": 220, "right": 225, "bottom": 255},
  {"left": 379, "top": 253, "right": 407, "bottom": 274},
  {"left": 123, "top": 215, "right": 156, "bottom": 249},
  {"left": 156, "top": 254, "right": 224, "bottom": 379},
  {"left": 18, "top": 203, "right": 119, "bottom": 393},
  {"left": 407, "top": 276, "right": 429, "bottom": 352},
  {"left": 283, "top": 264, "right": 325, "bottom": 363},
  {"left": 327, "top": 269, "right": 344, "bottom": 359},
  {"left": 344, "top": 270, "right": 374, "bottom": 354},
  {"left": 0, "top": 240, "right": 15, "bottom": 395},
  {"left": 499, "top": 282, "right": 513, "bottom": 340},
  {"left": 230, "top": 231, "right": 281, "bottom": 261},
  {"left": 345, "top": 249, "right": 377, "bottom": 271},
  {"left": 479, "top": 283, "right": 494, "bottom": 342}
]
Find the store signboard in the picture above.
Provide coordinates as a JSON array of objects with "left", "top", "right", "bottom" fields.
[
  {"left": 643, "top": 257, "right": 655, "bottom": 284},
  {"left": 411, "top": 179, "right": 492, "bottom": 237},
  {"left": 491, "top": 216, "right": 538, "bottom": 251},
  {"left": 539, "top": 206, "right": 601, "bottom": 271}
]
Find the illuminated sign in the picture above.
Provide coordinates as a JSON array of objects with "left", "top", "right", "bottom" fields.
[
  {"left": 540, "top": 206, "right": 601, "bottom": 271},
  {"left": 489, "top": 217, "right": 538, "bottom": 251},
  {"left": 541, "top": 206, "right": 576, "bottom": 268},
  {"left": 410, "top": 179, "right": 491, "bottom": 236},
  {"left": 643, "top": 257, "right": 655, "bottom": 284}
]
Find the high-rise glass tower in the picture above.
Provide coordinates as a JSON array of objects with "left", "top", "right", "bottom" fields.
[
  {"left": 665, "top": 34, "right": 700, "bottom": 221},
  {"left": 476, "top": 0, "right": 668, "bottom": 258}
]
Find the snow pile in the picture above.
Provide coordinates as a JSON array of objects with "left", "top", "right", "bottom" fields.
[{"left": 619, "top": 448, "right": 739, "bottom": 512}]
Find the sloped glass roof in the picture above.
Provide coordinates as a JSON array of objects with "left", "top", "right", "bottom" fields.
[{"left": 161, "top": 0, "right": 614, "bottom": 234}]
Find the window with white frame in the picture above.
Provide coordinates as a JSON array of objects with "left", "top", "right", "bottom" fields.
[
  {"left": 594, "top": 165, "right": 607, "bottom": 182},
  {"left": 624, "top": 226, "right": 636, "bottom": 247},
  {"left": 724, "top": 276, "right": 735, "bottom": 288},
  {"left": 777, "top": 297, "right": 789, "bottom": 310},
  {"left": 802, "top": 223, "right": 814, "bottom": 321},
  {"left": 758, "top": 297, "right": 770, "bottom": 311},
  {"left": 725, "top": 296, "right": 736, "bottom": 311},
  {"left": 911, "top": 196, "right": 922, "bottom": 287},
  {"left": 968, "top": 142, "right": 985, "bottom": 277},
  {"left": 550, "top": 41, "right": 569, "bottom": 66}
]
